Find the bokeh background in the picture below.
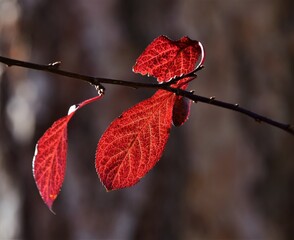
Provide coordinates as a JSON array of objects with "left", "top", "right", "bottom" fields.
[{"left": 0, "top": 0, "right": 293, "bottom": 239}]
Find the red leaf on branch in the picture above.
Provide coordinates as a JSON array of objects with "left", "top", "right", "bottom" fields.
[
  {"left": 133, "top": 35, "right": 204, "bottom": 83},
  {"left": 33, "top": 95, "right": 102, "bottom": 212},
  {"left": 170, "top": 78, "right": 191, "bottom": 127},
  {"left": 33, "top": 114, "right": 72, "bottom": 212},
  {"left": 172, "top": 96, "right": 191, "bottom": 127},
  {"left": 96, "top": 90, "right": 176, "bottom": 190}
]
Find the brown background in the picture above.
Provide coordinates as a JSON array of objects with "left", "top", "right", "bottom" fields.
[{"left": 0, "top": 0, "right": 293, "bottom": 239}]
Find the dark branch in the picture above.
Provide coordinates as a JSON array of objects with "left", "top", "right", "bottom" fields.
[{"left": 0, "top": 56, "right": 293, "bottom": 136}]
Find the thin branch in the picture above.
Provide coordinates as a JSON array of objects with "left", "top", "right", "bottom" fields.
[{"left": 0, "top": 56, "right": 293, "bottom": 136}]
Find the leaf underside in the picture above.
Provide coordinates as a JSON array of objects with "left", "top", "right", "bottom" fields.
[{"left": 172, "top": 96, "right": 192, "bottom": 127}]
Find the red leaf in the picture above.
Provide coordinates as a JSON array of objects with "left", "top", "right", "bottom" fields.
[
  {"left": 96, "top": 90, "right": 176, "bottom": 190},
  {"left": 172, "top": 96, "right": 191, "bottom": 127},
  {"left": 33, "top": 95, "right": 102, "bottom": 211},
  {"left": 170, "top": 77, "right": 192, "bottom": 126},
  {"left": 32, "top": 114, "right": 72, "bottom": 212},
  {"left": 133, "top": 35, "right": 204, "bottom": 83}
]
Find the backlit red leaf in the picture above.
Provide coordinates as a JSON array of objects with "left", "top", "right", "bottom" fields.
[
  {"left": 96, "top": 90, "right": 176, "bottom": 190},
  {"left": 133, "top": 35, "right": 204, "bottom": 83},
  {"left": 33, "top": 95, "right": 102, "bottom": 211},
  {"left": 33, "top": 114, "right": 72, "bottom": 212}
]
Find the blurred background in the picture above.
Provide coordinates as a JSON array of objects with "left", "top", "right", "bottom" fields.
[{"left": 0, "top": 0, "right": 293, "bottom": 239}]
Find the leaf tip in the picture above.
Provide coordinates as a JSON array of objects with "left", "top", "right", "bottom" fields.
[
  {"left": 44, "top": 194, "right": 58, "bottom": 214},
  {"left": 48, "top": 205, "right": 57, "bottom": 215}
]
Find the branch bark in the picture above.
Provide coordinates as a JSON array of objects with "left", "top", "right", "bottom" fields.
[{"left": 0, "top": 56, "right": 293, "bottom": 136}]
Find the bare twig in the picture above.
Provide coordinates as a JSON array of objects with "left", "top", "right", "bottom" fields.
[{"left": 0, "top": 56, "right": 293, "bottom": 136}]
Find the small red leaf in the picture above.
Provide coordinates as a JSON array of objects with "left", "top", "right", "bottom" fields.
[
  {"left": 172, "top": 96, "right": 191, "bottom": 127},
  {"left": 32, "top": 114, "right": 73, "bottom": 212},
  {"left": 33, "top": 95, "right": 102, "bottom": 211},
  {"left": 133, "top": 35, "right": 204, "bottom": 83},
  {"left": 96, "top": 90, "right": 176, "bottom": 190}
]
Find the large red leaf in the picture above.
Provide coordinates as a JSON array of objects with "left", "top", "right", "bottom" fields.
[
  {"left": 96, "top": 90, "right": 176, "bottom": 190},
  {"left": 33, "top": 95, "right": 102, "bottom": 211},
  {"left": 133, "top": 35, "right": 204, "bottom": 83}
]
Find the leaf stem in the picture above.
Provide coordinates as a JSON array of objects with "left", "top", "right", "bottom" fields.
[{"left": 0, "top": 56, "right": 293, "bottom": 136}]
